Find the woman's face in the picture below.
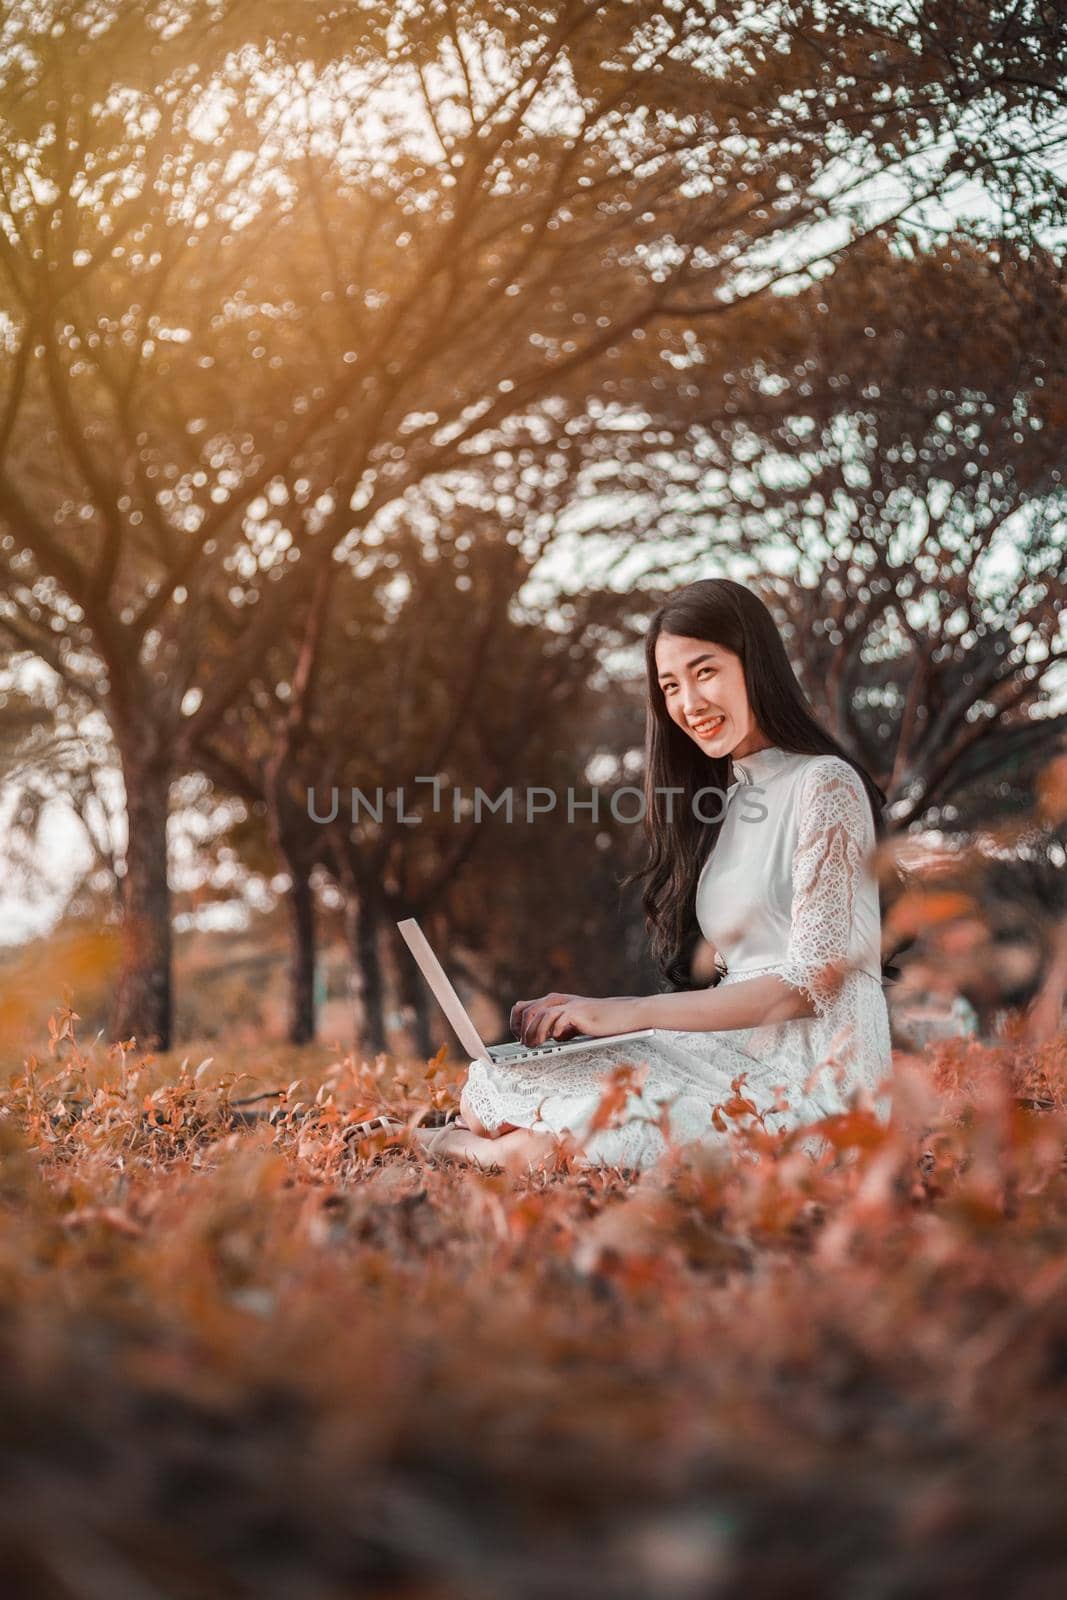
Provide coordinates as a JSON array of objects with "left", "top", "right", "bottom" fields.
[{"left": 654, "top": 632, "right": 766, "bottom": 758}]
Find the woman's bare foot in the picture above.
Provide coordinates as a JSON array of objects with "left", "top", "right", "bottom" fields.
[
  {"left": 411, "top": 1122, "right": 454, "bottom": 1151},
  {"left": 420, "top": 1125, "right": 557, "bottom": 1170}
]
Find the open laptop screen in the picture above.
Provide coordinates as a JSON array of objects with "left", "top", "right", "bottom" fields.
[{"left": 395, "top": 919, "right": 490, "bottom": 1061}]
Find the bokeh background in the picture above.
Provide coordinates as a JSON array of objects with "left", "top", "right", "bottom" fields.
[{"left": 1, "top": 0, "right": 1065, "bottom": 1062}]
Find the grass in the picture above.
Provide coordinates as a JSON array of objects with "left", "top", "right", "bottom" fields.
[{"left": 2, "top": 1009, "right": 1067, "bottom": 1597}]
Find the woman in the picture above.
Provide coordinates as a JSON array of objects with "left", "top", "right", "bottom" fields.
[{"left": 420, "top": 578, "right": 896, "bottom": 1170}]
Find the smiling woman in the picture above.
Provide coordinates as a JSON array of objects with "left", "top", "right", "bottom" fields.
[
  {"left": 418, "top": 578, "right": 897, "bottom": 1172},
  {"left": 654, "top": 633, "right": 757, "bottom": 760}
]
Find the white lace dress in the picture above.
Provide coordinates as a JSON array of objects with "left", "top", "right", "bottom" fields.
[{"left": 462, "top": 747, "right": 894, "bottom": 1168}]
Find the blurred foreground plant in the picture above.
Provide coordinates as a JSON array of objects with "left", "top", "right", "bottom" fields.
[{"left": 2, "top": 1010, "right": 1067, "bottom": 1594}]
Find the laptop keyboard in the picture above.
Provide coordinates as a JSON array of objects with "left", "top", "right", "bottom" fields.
[{"left": 490, "top": 1035, "right": 594, "bottom": 1059}]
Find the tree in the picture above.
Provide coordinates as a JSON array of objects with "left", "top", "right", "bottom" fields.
[
  {"left": 627, "top": 238, "right": 1066, "bottom": 830},
  {"left": 3, "top": 0, "right": 1064, "bottom": 1045},
  {"left": 782, "top": 0, "right": 1067, "bottom": 245},
  {"left": 194, "top": 515, "right": 646, "bottom": 1051}
]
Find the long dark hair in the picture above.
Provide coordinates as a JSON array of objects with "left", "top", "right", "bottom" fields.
[{"left": 624, "top": 578, "right": 906, "bottom": 990}]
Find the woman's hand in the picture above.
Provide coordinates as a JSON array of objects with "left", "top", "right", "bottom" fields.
[
  {"left": 510, "top": 992, "right": 581, "bottom": 1042},
  {"left": 510, "top": 993, "right": 644, "bottom": 1048}
]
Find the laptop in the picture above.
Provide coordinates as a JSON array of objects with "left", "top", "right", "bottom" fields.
[{"left": 396, "top": 918, "right": 655, "bottom": 1064}]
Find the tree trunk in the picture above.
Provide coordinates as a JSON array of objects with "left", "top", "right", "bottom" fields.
[
  {"left": 1021, "top": 917, "right": 1067, "bottom": 1047},
  {"left": 111, "top": 752, "right": 173, "bottom": 1051},
  {"left": 286, "top": 858, "right": 317, "bottom": 1045},
  {"left": 394, "top": 919, "right": 435, "bottom": 1058},
  {"left": 263, "top": 748, "right": 318, "bottom": 1047},
  {"left": 344, "top": 889, "right": 387, "bottom": 1056}
]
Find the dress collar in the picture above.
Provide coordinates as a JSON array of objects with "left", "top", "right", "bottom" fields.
[{"left": 728, "top": 744, "right": 794, "bottom": 790}]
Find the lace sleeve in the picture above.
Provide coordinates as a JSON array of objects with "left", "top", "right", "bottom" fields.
[{"left": 778, "top": 758, "right": 874, "bottom": 1020}]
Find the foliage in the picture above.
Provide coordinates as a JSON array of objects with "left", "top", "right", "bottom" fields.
[{"left": 4, "top": 1005, "right": 1067, "bottom": 1592}]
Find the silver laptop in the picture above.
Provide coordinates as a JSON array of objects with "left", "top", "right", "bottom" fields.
[{"left": 396, "top": 918, "right": 655, "bottom": 1064}]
